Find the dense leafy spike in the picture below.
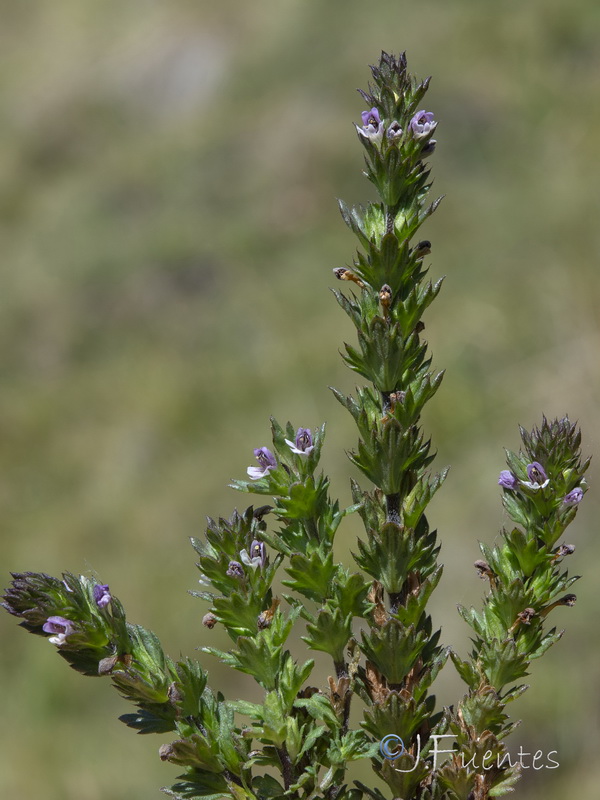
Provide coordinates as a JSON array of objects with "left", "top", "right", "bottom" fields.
[{"left": 450, "top": 417, "right": 586, "bottom": 792}]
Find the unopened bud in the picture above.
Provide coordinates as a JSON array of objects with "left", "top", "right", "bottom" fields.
[
  {"left": 253, "top": 505, "right": 272, "bottom": 521},
  {"left": 168, "top": 682, "right": 182, "bottom": 705},
  {"left": 379, "top": 284, "right": 392, "bottom": 317},
  {"left": 202, "top": 612, "right": 218, "bottom": 629},
  {"left": 554, "top": 544, "right": 576, "bottom": 560},
  {"left": 379, "top": 284, "right": 392, "bottom": 304},
  {"left": 98, "top": 654, "right": 120, "bottom": 675},
  {"left": 159, "top": 743, "right": 174, "bottom": 762},
  {"left": 388, "top": 391, "right": 406, "bottom": 411},
  {"left": 297, "top": 686, "right": 319, "bottom": 699},
  {"left": 413, "top": 240, "right": 431, "bottom": 258},
  {"left": 539, "top": 594, "right": 577, "bottom": 618},
  {"left": 518, "top": 607, "right": 536, "bottom": 625},
  {"left": 257, "top": 597, "right": 279, "bottom": 629},
  {"left": 474, "top": 560, "right": 494, "bottom": 580},
  {"left": 420, "top": 139, "right": 437, "bottom": 157},
  {"left": 333, "top": 267, "right": 365, "bottom": 288},
  {"left": 559, "top": 593, "right": 577, "bottom": 607},
  {"left": 257, "top": 611, "right": 272, "bottom": 630}
]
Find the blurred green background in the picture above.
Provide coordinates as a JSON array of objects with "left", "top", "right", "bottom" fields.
[{"left": 1, "top": 1, "right": 599, "bottom": 797}]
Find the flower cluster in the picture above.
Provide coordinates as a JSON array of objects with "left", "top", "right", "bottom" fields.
[
  {"left": 246, "top": 428, "right": 315, "bottom": 480},
  {"left": 32, "top": 581, "right": 113, "bottom": 648},
  {"left": 447, "top": 416, "right": 588, "bottom": 798},
  {"left": 357, "top": 106, "right": 437, "bottom": 152},
  {"left": 498, "top": 459, "right": 584, "bottom": 504}
]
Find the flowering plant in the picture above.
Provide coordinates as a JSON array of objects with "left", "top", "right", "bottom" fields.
[{"left": 2, "top": 52, "right": 587, "bottom": 800}]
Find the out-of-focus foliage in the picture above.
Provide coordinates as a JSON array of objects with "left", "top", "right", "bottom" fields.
[{"left": 0, "top": 1, "right": 599, "bottom": 798}]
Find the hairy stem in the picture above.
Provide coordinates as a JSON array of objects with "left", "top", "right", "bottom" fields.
[
  {"left": 277, "top": 744, "right": 297, "bottom": 795},
  {"left": 385, "top": 492, "right": 400, "bottom": 523}
]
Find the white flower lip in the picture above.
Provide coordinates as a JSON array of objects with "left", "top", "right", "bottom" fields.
[
  {"left": 520, "top": 478, "right": 550, "bottom": 490},
  {"left": 285, "top": 438, "right": 314, "bottom": 455}
]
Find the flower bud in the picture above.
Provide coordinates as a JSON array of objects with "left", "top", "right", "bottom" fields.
[
  {"left": 420, "top": 140, "right": 436, "bottom": 158},
  {"left": 98, "top": 654, "right": 120, "bottom": 675},
  {"left": 202, "top": 612, "right": 218, "bottom": 629},
  {"left": 559, "top": 593, "right": 577, "bottom": 607},
  {"left": 498, "top": 470, "right": 518, "bottom": 490},
  {"left": 518, "top": 607, "right": 536, "bottom": 625},
  {"left": 253, "top": 505, "right": 272, "bottom": 521},
  {"left": 159, "top": 743, "right": 175, "bottom": 762},
  {"left": 332, "top": 267, "right": 365, "bottom": 288},
  {"left": 413, "top": 240, "right": 431, "bottom": 258},
  {"left": 93, "top": 583, "right": 112, "bottom": 609},
  {"left": 168, "top": 682, "right": 183, "bottom": 705},
  {"left": 563, "top": 487, "right": 583, "bottom": 506},
  {"left": 474, "top": 560, "right": 493, "bottom": 579},
  {"left": 386, "top": 121, "right": 403, "bottom": 142},
  {"left": 555, "top": 544, "right": 576, "bottom": 557}
]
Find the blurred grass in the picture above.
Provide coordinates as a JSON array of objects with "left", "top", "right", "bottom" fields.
[{"left": 1, "top": 0, "right": 599, "bottom": 797}]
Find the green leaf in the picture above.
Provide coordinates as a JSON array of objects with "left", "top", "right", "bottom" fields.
[
  {"left": 360, "top": 620, "right": 428, "bottom": 684},
  {"left": 211, "top": 592, "right": 264, "bottom": 637},
  {"left": 332, "top": 570, "right": 371, "bottom": 618},
  {"left": 354, "top": 522, "right": 419, "bottom": 594},
  {"left": 337, "top": 729, "right": 379, "bottom": 762},
  {"left": 449, "top": 650, "right": 479, "bottom": 690},
  {"left": 252, "top": 775, "right": 285, "bottom": 800},
  {"left": 294, "top": 693, "right": 339, "bottom": 729},
  {"left": 277, "top": 478, "right": 324, "bottom": 520},
  {"left": 119, "top": 707, "right": 176, "bottom": 734},
  {"left": 259, "top": 690, "right": 287, "bottom": 747},
  {"left": 277, "top": 656, "right": 314, "bottom": 710},
  {"left": 296, "top": 724, "right": 328, "bottom": 762},
  {"left": 283, "top": 550, "right": 336, "bottom": 602},
  {"left": 227, "top": 699, "right": 264, "bottom": 718},
  {"left": 162, "top": 771, "right": 231, "bottom": 799},
  {"left": 302, "top": 606, "right": 353, "bottom": 662}
]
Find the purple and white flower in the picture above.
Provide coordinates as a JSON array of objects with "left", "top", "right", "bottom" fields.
[
  {"left": 226, "top": 560, "right": 244, "bottom": 578},
  {"left": 521, "top": 461, "right": 549, "bottom": 489},
  {"left": 410, "top": 110, "right": 436, "bottom": 138},
  {"left": 240, "top": 540, "right": 266, "bottom": 570},
  {"left": 563, "top": 487, "right": 583, "bottom": 506},
  {"left": 356, "top": 107, "right": 384, "bottom": 144},
  {"left": 42, "top": 616, "right": 76, "bottom": 646},
  {"left": 93, "top": 583, "right": 111, "bottom": 608},
  {"left": 247, "top": 447, "right": 277, "bottom": 480},
  {"left": 285, "top": 427, "right": 314, "bottom": 456},
  {"left": 498, "top": 470, "right": 519, "bottom": 490}
]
